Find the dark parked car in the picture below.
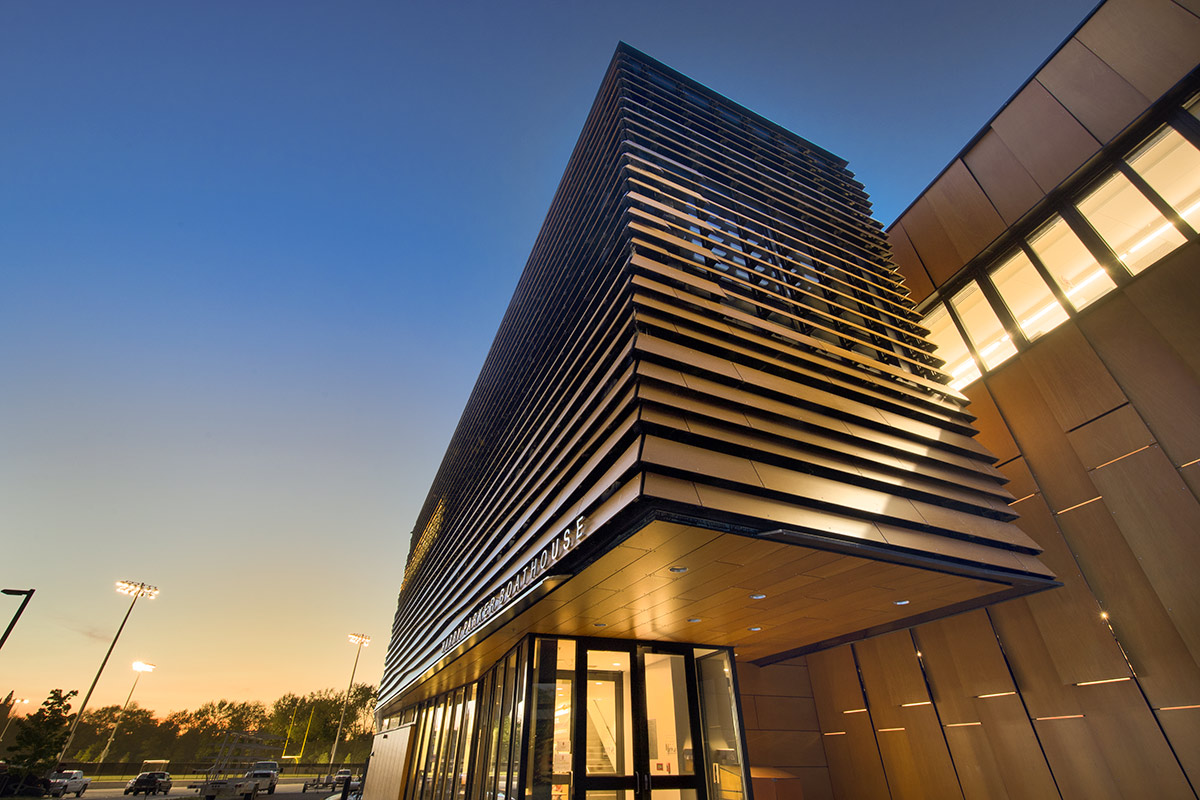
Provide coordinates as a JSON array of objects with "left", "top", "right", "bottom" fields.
[{"left": 125, "top": 772, "right": 172, "bottom": 796}]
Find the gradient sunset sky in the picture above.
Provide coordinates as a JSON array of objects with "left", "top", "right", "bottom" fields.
[{"left": 2, "top": 0, "right": 1098, "bottom": 716}]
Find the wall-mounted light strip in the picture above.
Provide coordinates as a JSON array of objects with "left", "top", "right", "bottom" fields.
[
  {"left": 823, "top": 731, "right": 847, "bottom": 736},
  {"left": 842, "top": 708, "right": 867, "bottom": 714},
  {"left": 976, "top": 691, "right": 1016, "bottom": 699},
  {"left": 1075, "top": 677, "right": 1131, "bottom": 686},
  {"left": 1094, "top": 446, "right": 1151, "bottom": 470},
  {"left": 945, "top": 722, "right": 982, "bottom": 727},
  {"left": 1008, "top": 492, "right": 1037, "bottom": 506},
  {"left": 877, "top": 727, "right": 905, "bottom": 733},
  {"left": 1179, "top": 458, "right": 1200, "bottom": 469},
  {"left": 1034, "top": 715, "right": 1085, "bottom": 721},
  {"left": 1056, "top": 496, "right": 1102, "bottom": 515},
  {"left": 901, "top": 701, "right": 932, "bottom": 707},
  {"left": 1158, "top": 705, "right": 1200, "bottom": 711}
]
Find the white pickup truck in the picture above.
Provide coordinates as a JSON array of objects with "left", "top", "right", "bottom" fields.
[
  {"left": 49, "top": 771, "right": 91, "bottom": 798},
  {"left": 190, "top": 774, "right": 263, "bottom": 800}
]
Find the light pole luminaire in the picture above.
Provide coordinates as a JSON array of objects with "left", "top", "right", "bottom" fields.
[
  {"left": 327, "top": 633, "right": 370, "bottom": 775},
  {"left": 58, "top": 581, "right": 159, "bottom": 765},
  {"left": 0, "top": 698, "right": 31, "bottom": 743},
  {"left": 96, "top": 661, "right": 155, "bottom": 769}
]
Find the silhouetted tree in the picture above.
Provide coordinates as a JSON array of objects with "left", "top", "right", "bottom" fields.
[{"left": 2, "top": 689, "right": 77, "bottom": 792}]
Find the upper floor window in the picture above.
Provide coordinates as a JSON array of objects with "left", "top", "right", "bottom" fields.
[
  {"left": 989, "top": 250, "right": 1068, "bottom": 341},
  {"left": 1027, "top": 215, "right": 1116, "bottom": 310},
  {"left": 1076, "top": 172, "right": 1186, "bottom": 274},
  {"left": 949, "top": 281, "right": 1017, "bottom": 370},
  {"left": 1125, "top": 127, "right": 1200, "bottom": 234},
  {"left": 922, "top": 304, "right": 980, "bottom": 390}
]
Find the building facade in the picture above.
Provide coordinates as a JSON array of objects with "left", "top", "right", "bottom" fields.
[{"left": 369, "top": 1, "right": 1200, "bottom": 799}]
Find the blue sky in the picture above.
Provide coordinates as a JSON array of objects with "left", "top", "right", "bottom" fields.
[{"left": 1, "top": 0, "right": 1098, "bottom": 713}]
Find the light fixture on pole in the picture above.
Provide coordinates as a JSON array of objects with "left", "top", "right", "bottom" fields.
[
  {"left": 1, "top": 589, "right": 35, "bottom": 652},
  {"left": 58, "top": 581, "right": 159, "bottom": 765},
  {"left": 327, "top": 633, "right": 370, "bottom": 776},
  {"left": 96, "top": 661, "right": 156, "bottom": 768},
  {"left": 0, "top": 698, "right": 31, "bottom": 743}
]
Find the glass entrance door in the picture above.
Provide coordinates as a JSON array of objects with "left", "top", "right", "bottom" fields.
[{"left": 572, "top": 643, "right": 707, "bottom": 800}]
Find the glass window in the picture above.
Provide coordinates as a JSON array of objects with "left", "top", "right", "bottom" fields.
[
  {"left": 642, "top": 652, "right": 695, "bottom": 776},
  {"left": 1076, "top": 172, "right": 1186, "bottom": 274},
  {"left": 484, "top": 662, "right": 507, "bottom": 800},
  {"left": 1027, "top": 215, "right": 1116, "bottom": 310},
  {"left": 585, "top": 650, "right": 634, "bottom": 776},
  {"left": 527, "top": 638, "right": 576, "bottom": 800},
  {"left": 421, "top": 701, "right": 446, "bottom": 800},
  {"left": 436, "top": 689, "right": 465, "bottom": 800},
  {"left": 456, "top": 684, "right": 477, "bottom": 800},
  {"left": 989, "top": 250, "right": 1069, "bottom": 341},
  {"left": 1126, "top": 126, "right": 1200, "bottom": 232},
  {"left": 695, "top": 649, "right": 745, "bottom": 800},
  {"left": 948, "top": 282, "right": 1016, "bottom": 370},
  {"left": 921, "top": 304, "right": 981, "bottom": 390}
]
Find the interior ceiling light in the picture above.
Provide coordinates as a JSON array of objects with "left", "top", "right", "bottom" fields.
[
  {"left": 687, "top": 618, "right": 701, "bottom": 623},
  {"left": 748, "top": 626, "right": 762, "bottom": 631},
  {"left": 749, "top": 593, "right": 766, "bottom": 600},
  {"left": 894, "top": 599, "right": 910, "bottom": 606},
  {"left": 593, "top": 622, "right": 606, "bottom": 627},
  {"left": 669, "top": 566, "right": 688, "bottom": 573}
]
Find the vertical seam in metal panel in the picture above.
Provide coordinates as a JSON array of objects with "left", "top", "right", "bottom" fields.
[
  {"left": 848, "top": 643, "right": 897, "bottom": 800},
  {"left": 982, "top": 607, "right": 1066, "bottom": 800}
]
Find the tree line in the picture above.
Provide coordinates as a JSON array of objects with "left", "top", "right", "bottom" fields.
[{"left": 0, "top": 684, "right": 377, "bottom": 784}]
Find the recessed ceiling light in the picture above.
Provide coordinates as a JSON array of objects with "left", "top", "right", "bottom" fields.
[
  {"left": 687, "top": 618, "right": 701, "bottom": 623},
  {"left": 894, "top": 600, "right": 910, "bottom": 606},
  {"left": 593, "top": 622, "right": 606, "bottom": 627},
  {"left": 750, "top": 593, "right": 766, "bottom": 600},
  {"left": 748, "top": 626, "right": 762, "bottom": 632},
  {"left": 669, "top": 566, "right": 688, "bottom": 573}
]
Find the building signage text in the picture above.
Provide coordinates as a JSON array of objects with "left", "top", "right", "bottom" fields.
[{"left": 439, "top": 516, "right": 588, "bottom": 654}]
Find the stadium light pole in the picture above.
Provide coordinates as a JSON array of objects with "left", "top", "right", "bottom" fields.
[
  {"left": 1, "top": 589, "right": 35, "bottom": 652},
  {"left": 327, "top": 633, "right": 370, "bottom": 776},
  {"left": 96, "top": 661, "right": 155, "bottom": 769},
  {"left": 0, "top": 698, "right": 30, "bottom": 743},
  {"left": 58, "top": 581, "right": 159, "bottom": 765}
]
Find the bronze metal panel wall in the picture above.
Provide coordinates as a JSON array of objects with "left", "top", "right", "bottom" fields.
[
  {"left": 885, "top": 222, "right": 934, "bottom": 305},
  {"left": 989, "top": 80, "right": 1101, "bottom": 195},
  {"left": 1074, "top": 0, "right": 1200, "bottom": 101},
  {"left": 900, "top": 195, "right": 964, "bottom": 287},
  {"left": 811, "top": 2, "right": 1200, "bottom": 793},
  {"left": 852, "top": 632, "right": 963, "bottom": 800},
  {"left": 806, "top": 647, "right": 892, "bottom": 800},
  {"left": 961, "top": 130, "right": 1045, "bottom": 228},
  {"left": 913, "top": 611, "right": 1060, "bottom": 800},
  {"left": 1037, "top": 38, "right": 1150, "bottom": 143},
  {"left": 922, "top": 159, "right": 1007, "bottom": 267}
]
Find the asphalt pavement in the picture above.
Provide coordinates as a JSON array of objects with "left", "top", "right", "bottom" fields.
[{"left": 77, "top": 779, "right": 323, "bottom": 800}]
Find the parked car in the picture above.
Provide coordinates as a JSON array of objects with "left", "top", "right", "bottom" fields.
[
  {"left": 125, "top": 772, "right": 172, "bottom": 796},
  {"left": 49, "top": 771, "right": 90, "bottom": 798},
  {"left": 332, "top": 771, "right": 352, "bottom": 787}
]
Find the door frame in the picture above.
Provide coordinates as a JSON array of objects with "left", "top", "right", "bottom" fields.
[{"left": 570, "top": 637, "right": 712, "bottom": 800}]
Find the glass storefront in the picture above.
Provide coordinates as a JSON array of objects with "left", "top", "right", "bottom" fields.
[{"left": 403, "top": 636, "right": 747, "bottom": 800}]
